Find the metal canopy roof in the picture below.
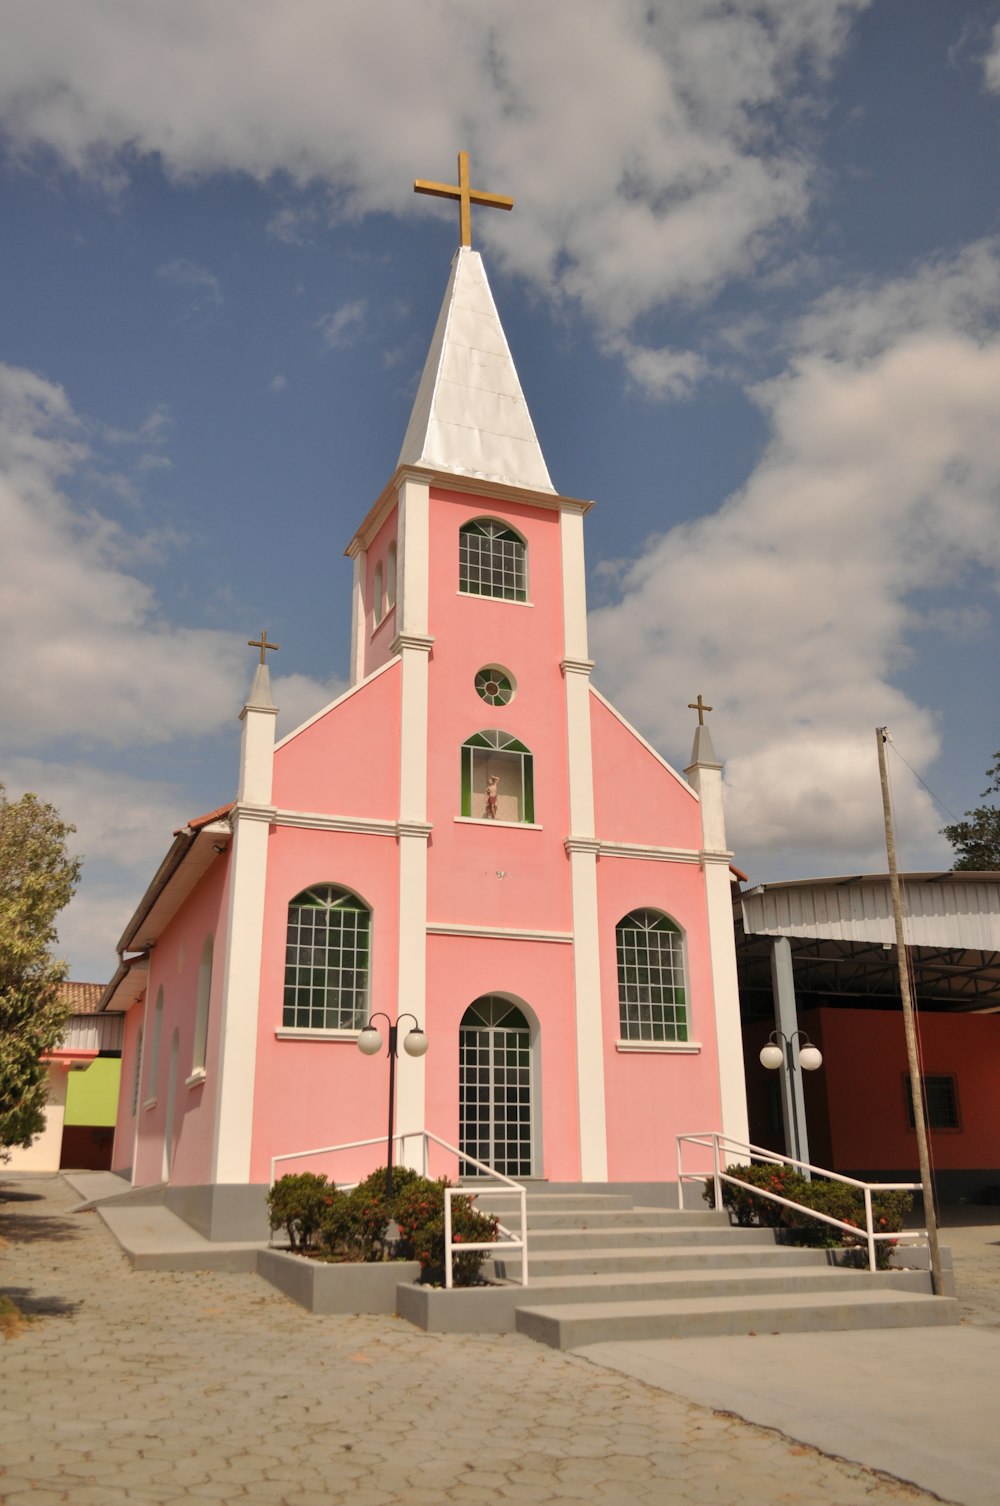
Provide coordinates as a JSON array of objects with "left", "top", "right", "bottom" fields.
[{"left": 737, "top": 872, "right": 1000, "bottom": 1014}]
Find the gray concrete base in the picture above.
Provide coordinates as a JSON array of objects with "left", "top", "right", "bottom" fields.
[{"left": 256, "top": 1249, "right": 420, "bottom": 1315}]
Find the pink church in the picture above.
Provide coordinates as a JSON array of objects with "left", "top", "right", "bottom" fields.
[{"left": 102, "top": 242, "right": 749, "bottom": 1237}]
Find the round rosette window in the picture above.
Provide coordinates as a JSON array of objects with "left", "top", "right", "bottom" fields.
[{"left": 475, "top": 666, "right": 515, "bottom": 707}]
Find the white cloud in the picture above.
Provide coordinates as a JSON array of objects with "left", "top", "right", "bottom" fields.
[
  {"left": 0, "top": 0, "right": 867, "bottom": 360},
  {"left": 589, "top": 245, "right": 1000, "bottom": 876},
  {"left": 0, "top": 362, "right": 342, "bottom": 749},
  {"left": 317, "top": 299, "right": 367, "bottom": 350},
  {"left": 982, "top": 19, "right": 1000, "bottom": 91},
  {"left": 156, "top": 257, "right": 223, "bottom": 315},
  {"left": 270, "top": 374, "right": 288, "bottom": 392},
  {"left": 603, "top": 334, "right": 710, "bottom": 400}
]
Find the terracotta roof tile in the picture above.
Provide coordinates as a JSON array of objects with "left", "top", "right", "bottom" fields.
[{"left": 58, "top": 981, "right": 106, "bottom": 1014}]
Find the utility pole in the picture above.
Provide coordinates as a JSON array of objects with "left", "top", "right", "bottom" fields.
[{"left": 875, "top": 727, "right": 944, "bottom": 1295}]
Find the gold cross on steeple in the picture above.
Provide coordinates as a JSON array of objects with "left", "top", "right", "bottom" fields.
[
  {"left": 248, "top": 629, "right": 280, "bottom": 665},
  {"left": 688, "top": 693, "right": 713, "bottom": 726},
  {"left": 414, "top": 151, "right": 514, "bottom": 249}
]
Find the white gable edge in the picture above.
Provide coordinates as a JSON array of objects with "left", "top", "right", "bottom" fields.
[
  {"left": 274, "top": 655, "right": 400, "bottom": 752},
  {"left": 589, "top": 686, "right": 698, "bottom": 801}
]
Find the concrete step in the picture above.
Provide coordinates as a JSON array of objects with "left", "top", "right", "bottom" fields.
[
  {"left": 465, "top": 1191, "right": 636, "bottom": 1212},
  {"left": 515, "top": 1288, "right": 961, "bottom": 1349},
  {"left": 525, "top": 1224, "right": 779, "bottom": 1251},
  {"left": 487, "top": 1242, "right": 837, "bottom": 1279},
  {"left": 513, "top": 1208, "right": 727, "bottom": 1232},
  {"left": 516, "top": 1266, "right": 930, "bottom": 1306}
]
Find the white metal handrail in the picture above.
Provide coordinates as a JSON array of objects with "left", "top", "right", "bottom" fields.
[
  {"left": 677, "top": 1132, "right": 926, "bottom": 1274},
  {"left": 269, "top": 1129, "right": 529, "bottom": 1289}
]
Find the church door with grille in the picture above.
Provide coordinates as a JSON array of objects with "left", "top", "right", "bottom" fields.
[{"left": 459, "top": 996, "right": 534, "bottom": 1177}]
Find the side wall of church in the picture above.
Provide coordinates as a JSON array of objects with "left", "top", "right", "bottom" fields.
[
  {"left": 112, "top": 1005, "right": 143, "bottom": 1174},
  {"left": 596, "top": 855, "right": 723, "bottom": 1181},
  {"left": 127, "top": 854, "right": 231, "bottom": 1187},
  {"left": 272, "top": 660, "right": 402, "bottom": 818}
]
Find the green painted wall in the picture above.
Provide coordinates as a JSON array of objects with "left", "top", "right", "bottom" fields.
[{"left": 64, "top": 1059, "right": 121, "bottom": 1127}]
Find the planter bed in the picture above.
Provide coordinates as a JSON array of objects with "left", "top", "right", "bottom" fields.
[{"left": 257, "top": 1248, "right": 421, "bottom": 1314}]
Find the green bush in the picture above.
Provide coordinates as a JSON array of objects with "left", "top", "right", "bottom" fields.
[
  {"left": 267, "top": 1172, "right": 331, "bottom": 1252},
  {"left": 393, "top": 1178, "right": 499, "bottom": 1286},
  {"left": 704, "top": 1163, "right": 911, "bottom": 1271}
]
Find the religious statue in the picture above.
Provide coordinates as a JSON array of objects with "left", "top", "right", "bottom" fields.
[{"left": 485, "top": 775, "right": 499, "bottom": 820}]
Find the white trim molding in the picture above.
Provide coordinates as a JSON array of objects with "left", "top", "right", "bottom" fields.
[
  {"left": 597, "top": 840, "right": 703, "bottom": 864},
  {"left": 564, "top": 836, "right": 600, "bottom": 856},
  {"left": 427, "top": 923, "right": 573, "bottom": 944},
  {"left": 615, "top": 1039, "right": 703, "bottom": 1055},
  {"left": 560, "top": 657, "right": 595, "bottom": 677},
  {"left": 275, "top": 1027, "right": 365, "bottom": 1043},
  {"left": 272, "top": 811, "right": 397, "bottom": 836},
  {"left": 390, "top": 632, "right": 435, "bottom": 655},
  {"left": 455, "top": 817, "right": 542, "bottom": 831}
]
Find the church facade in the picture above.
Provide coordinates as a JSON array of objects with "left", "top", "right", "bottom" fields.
[{"left": 103, "top": 243, "right": 748, "bottom": 1212}]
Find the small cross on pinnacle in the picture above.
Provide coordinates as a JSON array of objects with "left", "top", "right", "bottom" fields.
[
  {"left": 688, "top": 693, "right": 713, "bottom": 726},
  {"left": 414, "top": 150, "right": 514, "bottom": 249},
  {"left": 248, "top": 630, "right": 280, "bottom": 665}
]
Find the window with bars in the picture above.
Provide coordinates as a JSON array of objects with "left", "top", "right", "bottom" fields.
[
  {"left": 904, "top": 1075, "right": 961, "bottom": 1131},
  {"left": 616, "top": 909, "right": 688, "bottom": 1042},
  {"left": 459, "top": 518, "right": 527, "bottom": 601},
  {"left": 460, "top": 729, "right": 534, "bottom": 822},
  {"left": 459, "top": 996, "right": 533, "bottom": 1177},
  {"left": 283, "top": 885, "right": 371, "bottom": 1030}
]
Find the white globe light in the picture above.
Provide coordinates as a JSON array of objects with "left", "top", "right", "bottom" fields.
[
  {"left": 798, "top": 1045, "right": 823, "bottom": 1072},
  {"left": 759, "top": 1043, "right": 785, "bottom": 1071},
  {"left": 403, "top": 1028, "right": 429, "bottom": 1058},
  {"left": 357, "top": 1027, "right": 383, "bottom": 1056}
]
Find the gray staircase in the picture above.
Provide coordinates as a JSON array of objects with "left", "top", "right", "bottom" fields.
[{"left": 395, "top": 1190, "right": 959, "bottom": 1346}]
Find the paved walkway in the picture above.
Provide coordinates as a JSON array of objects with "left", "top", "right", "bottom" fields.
[{"left": 1, "top": 1175, "right": 996, "bottom": 1506}]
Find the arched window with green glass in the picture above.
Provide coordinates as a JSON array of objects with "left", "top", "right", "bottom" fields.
[
  {"left": 616, "top": 909, "right": 688, "bottom": 1042},
  {"left": 460, "top": 729, "right": 534, "bottom": 823},
  {"left": 283, "top": 885, "right": 371, "bottom": 1030},
  {"left": 458, "top": 518, "right": 527, "bottom": 601}
]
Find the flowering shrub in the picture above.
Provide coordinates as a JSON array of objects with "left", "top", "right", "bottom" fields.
[
  {"left": 704, "top": 1163, "right": 912, "bottom": 1270},
  {"left": 267, "top": 1172, "right": 331, "bottom": 1252},
  {"left": 319, "top": 1167, "right": 426, "bottom": 1262},
  {"left": 393, "top": 1178, "right": 499, "bottom": 1285}
]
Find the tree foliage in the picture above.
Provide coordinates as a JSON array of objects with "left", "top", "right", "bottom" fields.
[
  {"left": 0, "top": 784, "right": 81, "bottom": 1156},
  {"left": 941, "top": 752, "right": 1000, "bottom": 871}
]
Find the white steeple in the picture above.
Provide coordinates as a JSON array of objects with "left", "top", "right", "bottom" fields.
[{"left": 396, "top": 247, "right": 555, "bottom": 493}]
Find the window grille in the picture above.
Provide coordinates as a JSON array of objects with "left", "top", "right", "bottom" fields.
[
  {"left": 459, "top": 996, "right": 533, "bottom": 1177},
  {"left": 616, "top": 909, "right": 688, "bottom": 1042},
  {"left": 459, "top": 519, "right": 527, "bottom": 601},
  {"left": 905, "top": 1075, "right": 960, "bottom": 1131},
  {"left": 283, "top": 885, "right": 371, "bottom": 1030},
  {"left": 475, "top": 666, "right": 514, "bottom": 706},
  {"left": 460, "top": 729, "right": 534, "bottom": 822}
]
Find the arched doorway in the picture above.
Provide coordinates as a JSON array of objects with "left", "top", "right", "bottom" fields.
[{"left": 459, "top": 996, "right": 536, "bottom": 1177}]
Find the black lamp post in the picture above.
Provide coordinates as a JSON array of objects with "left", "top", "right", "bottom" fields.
[
  {"left": 759, "top": 1029, "right": 822, "bottom": 1167},
  {"left": 357, "top": 1012, "right": 429, "bottom": 1198}
]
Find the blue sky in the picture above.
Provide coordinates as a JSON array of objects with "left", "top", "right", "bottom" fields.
[{"left": 1, "top": 0, "right": 998, "bottom": 981}]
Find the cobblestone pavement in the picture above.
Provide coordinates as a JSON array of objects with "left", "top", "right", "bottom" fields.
[{"left": 1, "top": 1176, "right": 947, "bottom": 1506}]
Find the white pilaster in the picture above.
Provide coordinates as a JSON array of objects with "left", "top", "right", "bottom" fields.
[
  {"left": 392, "top": 472, "right": 432, "bottom": 1159},
  {"left": 212, "top": 671, "right": 278, "bottom": 1183},
  {"left": 561, "top": 504, "right": 607, "bottom": 1177},
  {"left": 566, "top": 838, "right": 608, "bottom": 1180},
  {"left": 211, "top": 804, "right": 273, "bottom": 1182},
  {"left": 686, "top": 732, "right": 749, "bottom": 1148},
  {"left": 396, "top": 473, "right": 430, "bottom": 639},
  {"left": 559, "top": 507, "right": 590, "bottom": 662}
]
